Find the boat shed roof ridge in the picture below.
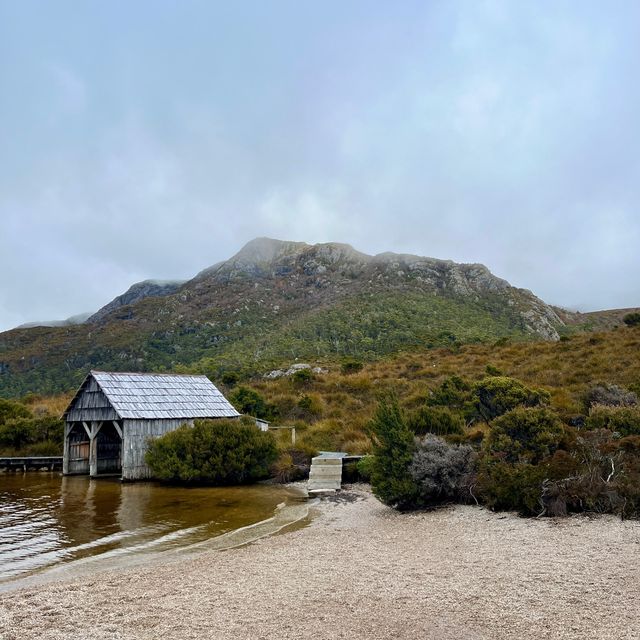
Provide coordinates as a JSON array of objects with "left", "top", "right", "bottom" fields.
[{"left": 63, "top": 371, "right": 240, "bottom": 420}]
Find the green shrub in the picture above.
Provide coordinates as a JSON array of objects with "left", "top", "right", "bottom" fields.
[
  {"left": 0, "top": 399, "right": 31, "bottom": 423},
  {"left": 221, "top": 371, "right": 240, "bottom": 386},
  {"left": 356, "top": 455, "right": 375, "bottom": 482},
  {"left": 485, "top": 364, "right": 503, "bottom": 376},
  {"left": 145, "top": 418, "right": 278, "bottom": 485},
  {"left": 426, "top": 376, "right": 471, "bottom": 410},
  {"left": 623, "top": 312, "right": 640, "bottom": 327},
  {"left": 407, "top": 406, "right": 465, "bottom": 437},
  {"left": 486, "top": 407, "right": 565, "bottom": 464},
  {"left": 367, "top": 395, "right": 419, "bottom": 509},
  {"left": 0, "top": 398, "right": 64, "bottom": 456},
  {"left": 0, "top": 418, "right": 36, "bottom": 450},
  {"left": 478, "top": 460, "right": 548, "bottom": 515},
  {"left": 472, "top": 376, "right": 549, "bottom": 422},
  {"left": 229, "top": 386, "right": 270, "bottom": 419},
  {"left": 586, "top": 405, "right": 640, "bottom": 436},
  {"left": 341, "top": 359, "right": 364, "bottom": 375},
  {"left": 297, "top": 394, "right": 323, "bottom": 419},
  {"left": 478, "top": 407, "right": 568, "bottom": 515},
  {"left": 291, "top": 368, "right": 314, "bottom": 386}
]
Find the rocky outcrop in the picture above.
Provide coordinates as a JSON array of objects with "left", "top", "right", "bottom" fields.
[
  {"left": 193, "top": 238, "right": 565, "bottom": 340},
  {"left": 87, "top": 279, "right": 185, "bottom": 324}
]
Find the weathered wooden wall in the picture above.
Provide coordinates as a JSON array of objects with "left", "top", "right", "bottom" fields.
[
  {"left": 122, "top": 418, "right": 193, "bottom": 480},
  {"left": 66, "top": 377, "right": 118, "bottom": 422},
  {"left": 65, "top": 422, "right": 90, "bottom": 475}
]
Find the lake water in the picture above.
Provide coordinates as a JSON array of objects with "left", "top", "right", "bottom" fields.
[{"left": 0, "top": 473, "right": 305, "bottom": 587}]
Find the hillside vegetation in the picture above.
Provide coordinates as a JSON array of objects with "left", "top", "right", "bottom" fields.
[
  {"left": 234, "top": 324, "right": 640, "bottom": 455},
  {"left": 0, "top": 238, "right": 569, "bottom": 397}
]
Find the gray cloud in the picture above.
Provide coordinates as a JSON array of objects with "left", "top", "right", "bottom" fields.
[{"left": 1, "top": 1, "right": 639, "bottom": 330}]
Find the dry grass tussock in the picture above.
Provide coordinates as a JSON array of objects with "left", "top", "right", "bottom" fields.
[{"left": 247, "top": 326, "right": 640, "bottom": 453}]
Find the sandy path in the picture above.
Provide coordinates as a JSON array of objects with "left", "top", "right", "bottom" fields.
[{"left": 1, "top": 486, "right": 639, "bottom": 640}]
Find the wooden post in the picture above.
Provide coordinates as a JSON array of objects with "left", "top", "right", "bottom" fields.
[
  {"left": 89, "top": 423, "right": 97, "bottom": 478},
  {"left": 291, "top": 427, "right": 296, "bottom": 446},
  {"left": 62, "top": 423, "right": 70, "bottom": 475},
  {"left": 89, "top": 421, "right": 103, "bottom": 477}
]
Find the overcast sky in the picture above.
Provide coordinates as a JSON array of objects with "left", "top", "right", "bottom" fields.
[{"left": 1, "top": 1, "right": 639, "bottom": 331}]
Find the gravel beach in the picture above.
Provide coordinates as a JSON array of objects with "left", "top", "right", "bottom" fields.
[{"left": 1, "top": 485, "right": 639, "bottom": 640}]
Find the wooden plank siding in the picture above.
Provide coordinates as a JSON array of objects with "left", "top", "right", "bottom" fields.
[
  {"left": 121, "top": 418, "right": 193, "bottom": 480},
  {"left": 65, "top": 378, "right": 118, "bottom": 422},
  {"left": 65, "top": 423, "right": 90, "bottom": 475}
]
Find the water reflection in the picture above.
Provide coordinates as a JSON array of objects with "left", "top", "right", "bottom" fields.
[{"left": 0, "top": 473, "right": 297, "bottom": 583}]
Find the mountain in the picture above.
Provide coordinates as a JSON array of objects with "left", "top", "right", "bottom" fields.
[
  {"left": 87, "top": 279, "right": 186, "bottom": 323},
  {"left": 16, "top": 312, "right": 93, "bottom": 329},
  {"left": 0, "top": 238, "right": 569, "bottom": 397}
]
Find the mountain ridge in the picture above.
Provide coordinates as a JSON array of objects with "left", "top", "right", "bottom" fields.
[{"left": 0, "top": 238, "right": 576, "bottom": 396}]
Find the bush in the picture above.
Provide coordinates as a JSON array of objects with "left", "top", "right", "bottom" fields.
[
  {"left": 426, "top": 376, "right": 471, "bottom": 410},
  {"left": 586, "top": 405, "right": 640, "bottom": 436},
  {"left": 485, "top": 364, "right": 503, "bottom": 376},
  {"left": 0, "top": 398, "right": 31, "bottom": 423},
  {"left": 356, "top": 455, "right": 375, "bottom": 482},
  {"left": 409, "top": 435, "right": 476, "bottom": 505},
  {"left": 486, "top": 407, "right": 565, "bottom": 464},
  {"left": 297, "top": 394, "right": 323, "bottom": 420},
  {"left": 291, "top": 368, "right": 314, "bottom": 386},
  {"left": 472, "top": 376, "right": 549, "bottom": 422},
  {"left": 479, "top": 407, "right": 570, "bottom": 516},
  {"left": 584, "top": 383, "right": 637, "bottom": 409},
  {"left": 221, "top": 371, "right": 240, "bottom": 387},
  {"left": 407, "top": 406, "right": 465, "bottom": 437},
  {"left": 367, "top": 395, "right": 419, "bottom": 509},
  {"left": 478, "top": 460, "right": 548, "bottom": 515},
  {"left": 0, "top": 413, "right": 64, "bottom": 451},
  {"left": 145, "top": 418, "right": 278, "bottom": 485},
  {"left": 623, "top": 312, "right": 640, "bottom": 327},
  {"left": 229, "top": 386, "right": 270, "bottom": 419},
  {"left": 341, "top": 359, "right": 364, "bottom": 375},
  {"left": 270, "top": 445, "right": 316, "bottom": 483}
]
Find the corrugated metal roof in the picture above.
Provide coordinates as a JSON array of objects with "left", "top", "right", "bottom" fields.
[{"left": 68, "top": 371, "right": 240, "bottom": 420}]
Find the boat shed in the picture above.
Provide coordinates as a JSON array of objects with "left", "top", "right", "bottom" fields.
[{"left": 62, "top": 371, "right": 240, "bottom": 481}]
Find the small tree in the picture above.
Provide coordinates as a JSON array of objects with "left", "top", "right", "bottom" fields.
[
  {"left": 229, "top": 385, "right": 270, "bottom": 419},
  {"left": 472, "top": 376, "right": 549, "bottom": 422},
  {"left": 485, "top": 407, "right": 565, "bottom": 465},
  {"left": 623, "top": 312, "right": 640, "bottom": 327},
  {"left": 367, "top": 394, "right": 419, "bottom": 510}
]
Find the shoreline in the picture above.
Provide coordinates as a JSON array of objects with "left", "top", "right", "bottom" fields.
[
  {"left": 0, "top": 482, "right": 310, "bottom": 594},
  {"left": 1, "top": 485, "right": 639, "bottom": 639}
]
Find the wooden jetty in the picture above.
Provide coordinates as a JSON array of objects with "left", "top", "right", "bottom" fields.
[
  {"left": 307, "top": 451, "right": 363, "bottom": 495},
  {"left": 0, "top": 456, "right": 63, "bottom": 472}
]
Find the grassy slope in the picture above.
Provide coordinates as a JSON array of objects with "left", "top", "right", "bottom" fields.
[
  {"left": 246, "top": 324, "right": 640, "bottom": 454},
  {"left": 11, "top": 325, "right": 640, "bottom": 455},
  {"left": 0, "top": 289, "right": 533, "bottom": 397}
]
